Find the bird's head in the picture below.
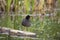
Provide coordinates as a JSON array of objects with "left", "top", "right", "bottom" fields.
[{"left": 26, "top": 15, "right": 30, "bottom": 20}]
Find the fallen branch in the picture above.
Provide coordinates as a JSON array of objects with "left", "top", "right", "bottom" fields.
[{"left": 0, "top": 27, "right": 36, "bottom": 38}]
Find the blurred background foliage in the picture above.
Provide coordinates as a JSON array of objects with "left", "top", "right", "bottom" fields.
[{"left": 0, "top": 0, "right": 60, "bottom": 40}]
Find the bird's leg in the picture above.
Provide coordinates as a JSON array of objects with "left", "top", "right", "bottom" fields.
[{"left": 24, "top": 27, "right": 26, "bottom": 31}]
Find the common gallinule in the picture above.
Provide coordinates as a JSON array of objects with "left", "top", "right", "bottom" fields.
[{"left": 22, "top": 15, "right": 31, "bottom": 27}]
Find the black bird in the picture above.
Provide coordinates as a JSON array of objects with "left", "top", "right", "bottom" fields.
[{"left": 22, "top": 15, "right": 31, "bottom": 27}]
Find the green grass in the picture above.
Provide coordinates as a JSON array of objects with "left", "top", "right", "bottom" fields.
[{"left": 0, "top": 0, "right": 60, "bottom": 40}]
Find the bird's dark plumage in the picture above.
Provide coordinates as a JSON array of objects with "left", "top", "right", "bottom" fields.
[
  {"left": 26, "top": 15, "right": 30, "bottom": 20},
  {"left": 22, "top": 15, "right": 31, "bottom": 27}
]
